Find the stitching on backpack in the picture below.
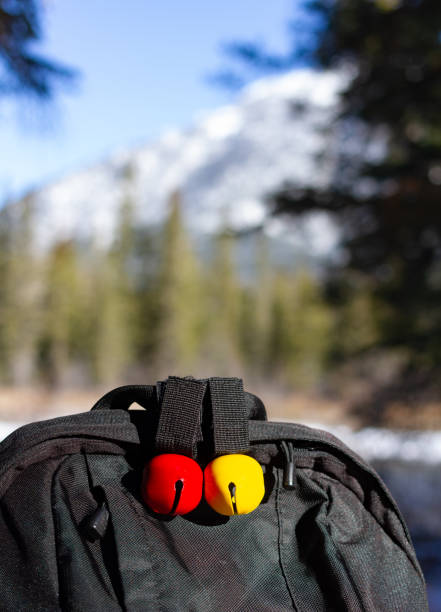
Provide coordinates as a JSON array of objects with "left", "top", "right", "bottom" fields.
[
  {"left": 50, "top": 454, "right": 74, "bottom": 611},
  {"left": 294, "top": 452, "right": 414, "bottom": 546},
  {"left": 120, "top": 486, "right": 164, "bottom": 611},
  {"left": 0, "top": 439, "right": 126, "bottom": 497},
  {"left": 275, "top": 469, "right": 299, "bottom": 612},
  {"left": 81, "top": 454, "right": 128, "bottom": 608},
  {"left": 51, "top": 454, "right": 127, "bottom": 610},
  {"left": 305, "top": 469, "right": 424, "bottom": 582},
  {"left": 320, "top": 518, "right": 367, "bottom": 612}
]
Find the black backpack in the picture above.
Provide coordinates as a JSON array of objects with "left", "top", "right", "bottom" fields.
[{"left": 0, "top": 376, "right": 428, "bottom": 611}]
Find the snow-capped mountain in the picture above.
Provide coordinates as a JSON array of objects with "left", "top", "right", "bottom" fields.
[{"left": 26, "top": 69, "right": 346, "bottom": 255}]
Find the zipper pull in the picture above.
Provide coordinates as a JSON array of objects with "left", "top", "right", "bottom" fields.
[
  {"left": 84, "top": 501, "right": 109, "bottom": 542},
  {"left": 280, "top": 440, "right": 297, "bottom": 489}
]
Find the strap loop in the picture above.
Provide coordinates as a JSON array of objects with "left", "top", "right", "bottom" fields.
[
  {"left": 90, "top": 385, "right": 156, "bottom": 411},
  {"left": 209, "top": 377, "right": 250, "bottom": 455},
  {"left": 155, "top": 376, "right": 207, "bottom": 458}
]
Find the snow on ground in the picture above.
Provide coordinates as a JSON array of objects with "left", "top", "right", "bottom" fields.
[
  {"left": 0, "top": 421, "right": 24, "bottom": 442},
  {"left": 313, "top": 422, "right": 441, "bottom": 464},
  {"left": 274, "top": 419, "right": 441, "bottom": 464}
]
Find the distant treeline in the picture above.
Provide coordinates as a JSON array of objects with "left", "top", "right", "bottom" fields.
[{"left": 0, "top": 191, "right": 379, "bottom": 389}]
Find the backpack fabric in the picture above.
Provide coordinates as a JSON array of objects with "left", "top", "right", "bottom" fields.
[{"left": 0, "top": 376, "right": 428, "bottom": 611}]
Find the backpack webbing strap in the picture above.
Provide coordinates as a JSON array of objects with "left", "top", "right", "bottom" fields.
[
  {"left": 209, "top": 377, "right": 250, "bottom": 455},
  {"left": 155, "top": 376, "right": 207, "bottom": 458},
  {"left": 90, "top": 385, "right": 156, "bottom": 411}
]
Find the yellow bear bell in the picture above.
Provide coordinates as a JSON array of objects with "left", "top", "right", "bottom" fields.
[{"left": 204, "top": 454, "right": 265, "bottom": 516}]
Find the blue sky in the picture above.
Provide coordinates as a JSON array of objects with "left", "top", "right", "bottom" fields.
[{"left": 1, "top": 0, "right": 295, "bottom": 201}]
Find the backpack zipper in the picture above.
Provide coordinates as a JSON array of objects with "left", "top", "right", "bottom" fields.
[{"left": 280, "top": 440, "right": 297, "bottom": 489}]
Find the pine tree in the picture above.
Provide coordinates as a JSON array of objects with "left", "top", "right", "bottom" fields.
[
  {"left": 202, "top": 222, "right": 243, "bottom": 376},
  {"left": 0, "top": 205, "right": 15, "bottom": 381},
  {"left": 238, "top": 232, "right": 272, "bottom": 379},
  {"left": 153, "top": 192, "right": 203, "bottom": 378},
  {"left": 330, "top": 276, "right": 381, "bottom": 360},
  {"left": 90, "top": 189, "right": 137, "bottom": 384},
  {"left": 267, "top": 269, "right": 333, "bottom": 388},
  {"left": 266, "top": 272, "right": 294, "bottom": 385},
  {"left": 132, "top": 224, "right": 161, "bottom": 370},
  {"left": 273, "top": 1, "right": 441, "bottom": 367},
  {"left": 227, "top": 0, "right": 441, "bottom": 368},
  {"left": 253, "top": 232, "right": 272, "bottom": 373},
  {"left": 0, "top": 196, "right": 42, "bottom": 384},
  {"left": 0, "top": 0, "right": 75, "bottom": 100},
  {"left": 39, "top": 240, "right": 83, "bottom": 387},
  {"left": 291, "top": 269, "right": 333, "bottom": 387}
]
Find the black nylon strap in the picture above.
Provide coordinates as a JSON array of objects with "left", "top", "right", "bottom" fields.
[
  {"left": 90, "top": 385, "right": 156, "bottom": 411},
  {"left": 155, "top": 376, "right": 207, "bottom": 458},
  {"left": 209, "top": 377, "right": 250, "bottom": 455}
]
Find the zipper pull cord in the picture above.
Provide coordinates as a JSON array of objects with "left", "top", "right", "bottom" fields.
[
  {"left": 84, "top": 501, "right": 110, "bottom": 542},
  {"left": 82, "top": 450, "right": 110, "bottom": 541},
  {"left": 280, "top": 440, "right": 297, "bottom": 489}
]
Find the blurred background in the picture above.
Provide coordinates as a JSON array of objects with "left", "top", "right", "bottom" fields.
[{"left": 1, "top": 0, "right": 441, "bottom": 607}]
